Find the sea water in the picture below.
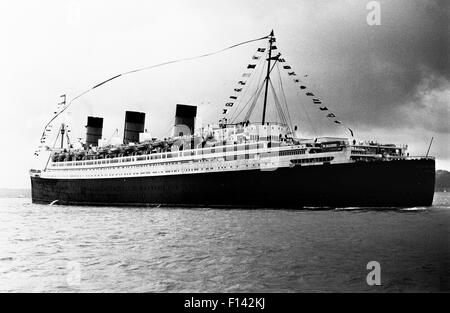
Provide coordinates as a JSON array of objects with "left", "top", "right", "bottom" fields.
[{"left": 0, "top": 192, "right": 448, "bottom": 292}]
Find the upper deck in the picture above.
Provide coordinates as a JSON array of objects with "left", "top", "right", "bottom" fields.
[{"left": 34, "top": 138, "right": 352, "bottom": 179}]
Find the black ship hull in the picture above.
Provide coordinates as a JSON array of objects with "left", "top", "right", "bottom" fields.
[{"left": 31, "top": 159, "right": 435, "bottom": 208}]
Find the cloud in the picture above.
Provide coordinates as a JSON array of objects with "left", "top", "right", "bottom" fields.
[
  {"left": 1, "top": 0, "right": 449, "bottom": 188},
  {"left": 399, "top": 76, "right": 450, "bottom": 133},
  {"left": 290, "top": 0, "right": 450, "bottom": 133}
]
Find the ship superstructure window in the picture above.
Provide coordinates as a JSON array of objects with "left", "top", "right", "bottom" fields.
[
  {"left": 279, "top": 149, "right": 306, "bottom": 156},
  {"left": 291, "top": 157, "right": 334, "bottom": 164}
]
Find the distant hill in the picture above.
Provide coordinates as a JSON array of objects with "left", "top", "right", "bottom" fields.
[
  {"left": 0, "top": 188, "right": 31, "bottom": 198},
  {"left": 436, "top": 170, "right": 450, "bottom": 192}
]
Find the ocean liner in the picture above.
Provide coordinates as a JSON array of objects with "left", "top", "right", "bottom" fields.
[{"left": 30, "top": 31, "right": 435, "bottom": 207}]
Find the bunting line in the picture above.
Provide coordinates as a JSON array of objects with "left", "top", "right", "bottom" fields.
[
  {"left": 221, "top": 44, "right": 269, "bottom": 116},
  {"left": 277, "top": 53, "right": 355, "bottom": 137},
  {"left": 39, "top": 34, "right": 270, "bottom": 142}
]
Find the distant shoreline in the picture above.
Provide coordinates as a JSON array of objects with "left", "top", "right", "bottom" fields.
[{"left": 0, "top": 188, "right": 31, "bottom": 198}]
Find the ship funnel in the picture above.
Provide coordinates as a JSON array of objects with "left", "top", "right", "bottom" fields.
[
  {"left": 85, "top": 116, "right": 103, "bottom": 149},
  {"left": 123, "top": 111, "right": 145, "bottom": 144},
  {"left": 174, "top": 104, "right": 197, "bottom": 137}
]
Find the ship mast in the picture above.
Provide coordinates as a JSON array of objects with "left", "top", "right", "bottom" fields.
[
  {"left": 60, "top": 123, "right": 65, "bottom": 148},
  {"left": 59, "top": 95, "right": 66, "bottom": 149},
  {"left": 261, "top": 30, "right": 274, "bottom": 125}
]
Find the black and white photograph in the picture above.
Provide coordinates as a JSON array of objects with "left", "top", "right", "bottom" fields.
[{"left": 0, "top": 0, "right": 449, "bottom": 300}]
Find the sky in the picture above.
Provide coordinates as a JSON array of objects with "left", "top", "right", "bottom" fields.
[{"left": 0, "top": 0, "right": 449, "bottom": 188}]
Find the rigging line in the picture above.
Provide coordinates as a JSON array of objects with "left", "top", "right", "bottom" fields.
[
  {"left": 276, "top": 63, "right": 293, "bottom": 131},
  {"left": 298, "top": 90, "right": 317, "bottom": 137},
  {"left": 154, "top": 115, "right": 177, "bottom": 140},
  {"left": 272, "top": 66, "right": 290, "bottom": 129},
  {"left": 273, "top": 92, "right": 279, "bottom": 125},
  {"left": 231, "top": 83, "right": 260, "bottom": 123},
  {"left": 243, "top": 75, "right": 268, "bottom": 122},
  {"left": 270, "top": 82, "right": 283, "bottom": 125},
  {"left": 297, "top": 76, "right": 323, "bottom": 135},
  {"left": 39, "top": 34, "right": 270, "bottom": 141},
  {"left": 281, "top": 69, "right": 322, "bottom": 136},
  {"left": 123, "top": 35, "right": 270, "bottom": 75},
  {"left": 243, "top": 78, "right": 267, "bottom": 122},
  {"left": 232, "top": 87, "right": 257, "bottom": 123},
  {"left": 231, "top": 60, "right": 267, "bottom": 123},
  {"left": 162, "top": 123, "right": 174, "bottom": 139},
  {"left": 241, "top": 59, "right": 280, "bottom": 123},
  {"left": 231, "top": 54, "right": 268, "bottom": 123},
  {"left": 269, "top": 79, "right": 288, "bottom": 126},
  {"left": 268, "top": 79, "right": 283, "bottom": 123},
  {"left": 278, "top": 60, "right": 320, "bottom": 136},
  {"left": 228, "top": 50, "right": 266, "bottom": 122},
  {"left": 302, "top": 76, "right": 353, "bottom": 134},
  {"left": 229, "top": 38, "right": 270, "bottom": 123},
  {"left": 43, "top": 128, "right": 61, "bottom": 171},
  {"left": 231, "top": 52, "right": 266, "bottom": 119},
  {"left": 286, "top": 66, "right": 317, "bottom": 136},
  {"left": 277, "top": 76, "right": 291, "bottom": 130},
  {"left": 108, "top": 128, "right": 119, "bottom": 141},
  {"left": 268, "top": 72, "right": 278, "bottom": 123},
  {"left": 52, "top": 125, "right": 62, "bottom": 150}
]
